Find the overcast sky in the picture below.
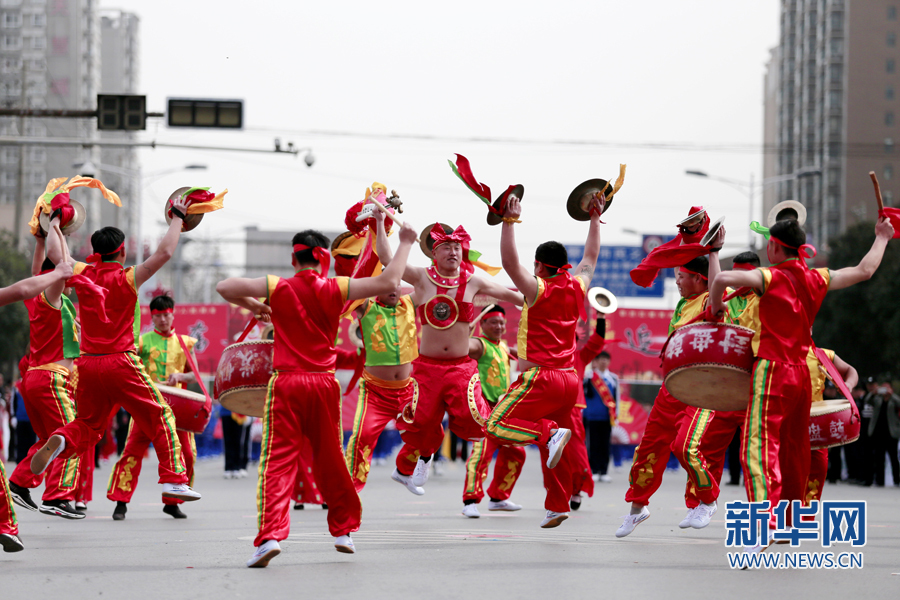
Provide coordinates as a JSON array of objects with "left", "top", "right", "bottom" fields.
[{"left": 106, "top": 0, "right": 780, "bottom": 284}]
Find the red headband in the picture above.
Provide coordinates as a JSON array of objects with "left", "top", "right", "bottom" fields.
[
  {"left": 293, "top": 244, "right": 331, "bottom": 274},
  {"left": 536, "top": 260, "right": 573, "bottom": 272},
  {"left": 86, "top": 241, "right": 125, "bottom": 263},
  {"left": 483, "top": 305, "right": 505, "bottom": 317},
  {"left": 732, "top": 262, "right": 757, "bottom": 271},
  {"left": 151, "top": 308, "right": 174, "bottom": 315},
  {"left": 430, "top": 224, "right": 471, "bottom": 250},
  {"left": 679, "top": 266, "right": 708, "bottom": 281},
  {"left": 770, "top": 235, "right": 817, "bottom": 259}
]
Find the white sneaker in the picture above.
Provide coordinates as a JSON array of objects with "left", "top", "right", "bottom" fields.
[
  {"left": 433, "top": 459, "right": 445, "bottom": 476},
  {"left": 411, "top": 458, "right": 430, "bottom": 486},
  {"left": 546, "top": 428, "right": 572, "bottom": 469},
  {"left": 616, "top": 506, "right": 650, "bottom": 538},
  {"left": 224, "top": 471, "right": 234, "bottom": 479},
  {"left": 162, "top": 483, "right": 202, "bottom": 502},
  {"left": 391, "top": 468, "right": 424, "bottom": 496},
  {"left": 487, "top": 499, "right": 522, "bottom": 512},
  {"left": 462, "top": 504, "right": 481, "bottom": 518},
  {"left": 599, "top": 474, "right": 612, "bottom": 483},
  {"left": 247, "top": 540, "right": 281, "bottom": 568},
  {"left": 740, "top": 537, "right": 773, "bottom": 570},
  {"left": 238, "top": 469, "right": 248, "bottom": 479},
  {"left": 679, "top": 507, "right": 696, "bottom": 529},
  {"left": 30, "top": 434, "right": 65, "bottom": 475},
  {"left": 334, "top": 534, "right": 355, "bottom": 554},
  {"left": 540, "top": 510, "right": 569, "bottom": 528},
  {"left": 689, "top": 501, "right": 717, "bottom": 529},
  {"left": 592, "top": 473, "right": 601, "bottom": 482}
]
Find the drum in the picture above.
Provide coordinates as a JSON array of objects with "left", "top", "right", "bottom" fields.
[
  {"left": 662, "top": 322, "right": 755, "bottom": 411},
  {"left": 157, "top": 384, "right": 211, "bottom": 434},
  {"left": 215, "top": 340, "right": 274, "bottom": 418},
  {"left": 809, "top": 399, "right": 861, "bottom": 450}
]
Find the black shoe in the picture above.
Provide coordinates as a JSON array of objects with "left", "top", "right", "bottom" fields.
[
  {"left": 39, "top": 499, "right": 85, "bottom": 520},
  {"left": 726, "top": 480, "right": 740, "bottom": 486},
  {"left": 163, "top": 504, "right": 187, "bottom": 519},
  {"left": 570, "top": 495, "right": 582, "bottom": 511},
  {"left": 8, "top": 482, "right": 38, "bottom": 512},
  {"left": 0, "top": 533, "right": 25, "bottom": 553},
  {"left": 293, "top": 503, "right": 304, "bottom": 510},
  {"left": 112, "top": 501, "right": 127, "bottom": 521},
  {"left": 321, "top": 504, "right": 328, "bottom": 510},
  {"left": 75, "top": 502, "right": 87, "bottom": 513}
]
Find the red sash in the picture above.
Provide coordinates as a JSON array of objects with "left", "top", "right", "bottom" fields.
[{"left": 591, "top": 371, "right": 617, "bottom": 426}]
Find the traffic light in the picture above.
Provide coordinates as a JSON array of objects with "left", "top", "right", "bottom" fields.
[
  {"left": 96, "top": 94, "right": 146, "bottom": 131},
  {"left": 166, "top": 98, "right": 243, "bottom": 129}
]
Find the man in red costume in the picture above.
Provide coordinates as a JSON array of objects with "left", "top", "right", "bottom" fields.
[
  {"left": 217, "top": 221, "right": 418, "bottom": 567},
  {"left": 484, "top": 194, "right": 603, "bottom": 529},
  {"left": 377, "top": 220, "right": 522, "bottom": 492},
  {"left": 32, "top": 199, "right": 200, "bottom": 510},
  {"left": 710, "top": 216, "right": 894, "bottom": 552},
  {"left": 0, "top": 257, "right": 74, "bottom": 553},
  {"left": 9, "top": 227, "right": 84, "bottom": 520}
]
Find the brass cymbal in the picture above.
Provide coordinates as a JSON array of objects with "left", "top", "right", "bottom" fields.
[
  {"left": 767, "top": 200, "right": 807, "bottom": 227},
  {"left": 419, "top": 222, "right": 453, "bottom": 259},
  {"left": 164, "top": 187, "right": 204, "bottom": 232},
  {"left": 486, "top": 184, "right": 524, "bottom": 226},
  {"left": 39, "top": 199, "right": 86, "bottom": 235},
  {"left": 567, "top": 179, "right": 613, "bottom": 221}
]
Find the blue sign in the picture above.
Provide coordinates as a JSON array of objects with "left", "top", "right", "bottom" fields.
[{"left": 564, "top": 244, "right": 665, "bottom": 298}]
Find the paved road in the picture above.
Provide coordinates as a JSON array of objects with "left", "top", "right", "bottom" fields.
[{"left": 2, "top": 449, "right": 898, "bottom": 599}]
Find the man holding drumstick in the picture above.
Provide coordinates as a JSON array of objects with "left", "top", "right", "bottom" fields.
[{"left": 107, "top": 294, "right": 200, "bottom": 521}]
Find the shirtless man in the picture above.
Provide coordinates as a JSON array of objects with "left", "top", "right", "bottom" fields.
[{"left": 376, "top": 211, "right": 523, "bottom": 489}]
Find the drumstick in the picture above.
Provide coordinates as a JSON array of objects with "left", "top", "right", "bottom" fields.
[
  {"left": 869, "top": 171, "right": 886, "bottom": 213},
  {"left": 367, "top": 199, "right": 421, "bottom": 243}
]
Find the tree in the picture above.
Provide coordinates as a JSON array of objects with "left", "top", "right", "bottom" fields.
[
  {"left": 0, "top": 232, "right": 31, "bottom": 379},
  {"left": 815, "top": 221, "right": 900, "bottom": 379}
]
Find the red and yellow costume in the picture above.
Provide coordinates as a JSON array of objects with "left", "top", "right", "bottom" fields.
[
  {"left": 804, "top": 347, "right": 835, "bottom": 505},
  {"left": 48, "top": 261, "right": 187, "bottom": 485},
  {"left": 344, "top": 295, "right": 420, "bottom": 491},
  {"left": 1, "top": 453, "right": 17, "bottom": 538},
  {"left": 10, "top": 292, "right": 82, "bottom": 502},
  {"left": 485, "top": 272, "right": 585, "bottom": 513},
  {"left": 106, "top": 327, "right": 198, "bottom": 506},
  {"left": 624, "top": 291, "right": 721, "bottom": 509},
  {"left": 463, "top": 336, "right": 526, "bottom": 504},
  {"left": 400, "top": 267, "right": 490, "bottom": 462},
  {"left": 741, "top": 260, "right": 830, "bottom": 521},
  {"left": 254, "top": 269, "right": 361, "bottom": 546}
]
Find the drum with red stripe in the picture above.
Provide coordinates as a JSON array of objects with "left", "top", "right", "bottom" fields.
[
  {"left": 809, "top": 399, "right": 861, "bottom": 449},
  {"left": 214, "top": 340, "right": 274, "bottom": 418},
  {"left": 156, "top": 384, "right": 212, "bottom": 434}
]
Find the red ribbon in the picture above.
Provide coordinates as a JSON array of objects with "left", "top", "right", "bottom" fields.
[
  {"left": 50, "top": 193, "right": 75, "bottom": 228},
  {"left": 879, "top": 207, "right": 900, "bottom": 239},
  {"left": 293, "top": 244, "right": 331, "bottom": 273},
  {"left": 430, "top": 224, "right": 472, "bottom": 249},
  {"left": 679, "top": 266, "right": 708, "bottom": 281},
  {"left": 770, "top": 235, "right": 817, "bottom": 259},
  {"left": 732, "top": 262, "right": 757, "bottom": 271},
  {"left": 151, "top": 308, "right": 174, "bottom": 315},
  {"left": 86, "top": 241, "right": 124, "bottom": 263},
  {"left": 537, "top": 260, "right": 572, "bottom": 272}
]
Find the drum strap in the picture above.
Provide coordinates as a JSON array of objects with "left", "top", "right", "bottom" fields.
[
  {"left": 813, "top": 346, "right": 860, "bottom": 424},
  {"left": 236, "top": 301, "right": 270, "bottom": 343},
  {"left": 175, "top": 333, "right": 212, "bottom": 417}
]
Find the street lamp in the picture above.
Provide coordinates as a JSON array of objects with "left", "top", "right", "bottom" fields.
[{"left": 685, "top": 168, "right": 822, "bottom": 250}]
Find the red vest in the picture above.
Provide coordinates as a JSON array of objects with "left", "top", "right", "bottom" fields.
[
  {"left": 517, "top": 273, "right": 586, "bottom": 369},
  {"left": 25, "top": 293, "right": 74, "bottom": 366},
  {"left": 266, "top": 270, "right": 349, "bottom": 372},
  {"left": 756, "top": 259, "right": 830, "bottom": 365},
  {"left": 74, "top": 261, "right": 140, "bottom": 355}
]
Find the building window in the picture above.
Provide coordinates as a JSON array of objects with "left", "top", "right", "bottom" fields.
[
  {"left": 831, "top": 11, "right": 844, "bottom": 30},
  {"left": 828, "top": 168, "right": 841, "bottom": 185},
  {"left": 887, "top": 112, "right": 895, "bottom": 126},
  {"left": 887, "top": 138, "right": 896, "bottom": 153},
  {"left": 830, "top": 38, "right": 843, "bottom": 55},
  {"left": 890, "top": 59, "right": 897, "bottom": 74},
  {"left": 1, "top": 34, "right": 21, "bottom": 50},
  {"left": 0, "top": 0, "right": 23, "bottom": 7},
  {"left": 885, "top": 164, "right": 894, "bottom": 180},
  {"left": 891, "top": 6, "right": 898, "bottom": 20},
  {"left": 829, "top": 90, "right": 843, "bottom": 107},
  {"left": 29, "top": 147, "right": 44, "bottom": 163},
  {"left": 26, "top": 35, "right": 43, "bottom": 49},
  {"left": 1, "top": 147, "right": 17, "bottom": 164},
  {"left": 890, "top": 32, "right": 898, "bottom": 47},
  {"left": 1, "top": 57, "right": 20, "bottom": 73},
  {"left": 0, "top": 171, "right": 17, "bottom": 186},
  {"left": 30, "top": 13, "right": 44, "bottom": 28},
  {"left": 886, "top": 190, "right": 895, "bottom": 206},
  {"left": 0, "top": 193, "right": 12, "bottom": 204},
  {"left": 2, "top": 12, "right": 22, "bottom": 28},
  {"left": 831, "top": 64, "right": 844, "bottom": 82},
  {"left": 889, "top": 86, "right": 896, "bottom": 100}
]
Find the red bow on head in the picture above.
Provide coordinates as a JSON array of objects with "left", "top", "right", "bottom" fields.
[
  {"left": 85, "top": 241, "right": 125, "bottom": 263},
  {"left": 293, "top": 244, "right": 331, "bottom": 274},
  {"left": 430, "top": 224, "right": 471, "bottom": 249},
  {"left": 770, "top": 235, "right": 817, "bottom": 261},
  {"left": 50, "top": 193, "right": 75, "bottom": 228}
]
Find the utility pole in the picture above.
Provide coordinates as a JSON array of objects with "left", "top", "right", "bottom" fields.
[{"left": 14, "top": 61, "right": 27, "bottom": 251}]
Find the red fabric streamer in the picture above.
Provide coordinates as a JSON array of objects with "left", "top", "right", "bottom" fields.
[
  {"left": 293, "top": 243, "right": 331, "bottom": 274},
  {"left": 879, "top": 207, "right": 900, "bottom": 238},
  {"left": 453, "top": 154, "right": 493, "bottom": 206},
  {"left": 732, "top": 262, "right": 757, "bottom": 271},
  {"left": 85, "top": 241, "right": 125, "bottom": 263},
  {"left": 50, "top": 193, "right": 75, "bottom": 228},
  {"left": 630, "top": 213, "right": 711, "bottom": 288},
  {"left": 150, "top": 308, "right": 174, "bottom": 315},
  {"left": 66, "top": 274, "right": 110, "bottom": 324}
]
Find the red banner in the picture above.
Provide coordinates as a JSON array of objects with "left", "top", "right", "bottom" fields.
[
  {"left": 139, "top": 304, "right": 231, "bottom": 375},
  {"left": 602, "top": 308, "right": 672, "bottom": 380}
]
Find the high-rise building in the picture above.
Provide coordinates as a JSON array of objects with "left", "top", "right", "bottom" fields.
[
  {"left": 0, "top": 0, "right": 139, "bottom": 255},
  {"left": 764, "top": 0, "right": 899, "bottom": 250}
]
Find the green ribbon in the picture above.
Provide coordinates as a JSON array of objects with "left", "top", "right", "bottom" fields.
[{"left": 750, "top": 221, "right": 771, "bottom": 240}]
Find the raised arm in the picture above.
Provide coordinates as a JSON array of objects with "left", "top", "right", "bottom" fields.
[
  {"left": 574, "top": 194, "right": 606, "bottom": 290},
  {"left": 829, "top": 218, "right": 895, "bottom": 291},
  {"left": 135, "top": 194, "right": 190, "bottom": 289},
  {"left": 348, "top": 222, "right": 418, "bottom": 301},
  {"left": 0, "top": 262, "right": 73, "bottom": 307},
  {"left": 709, "top": 269, "right": 765, "bottom": 318},
  {"left": 473, "top": 276, "right": 525, "bottom": 307},
  {"left": 500, "top": 197, "right": 538, "bottom": 304},
  {"left": 215, "top": 277, "right": 271, "bottom": 322},
  {"left": 374, "top": 209, "right": 424, "bottom": 287},
  {"left": 706, "top": 226, "right": 726, "bottom": 287},
  {"left": 468, "top": 337, "right": 485, "bottom": 361}
]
